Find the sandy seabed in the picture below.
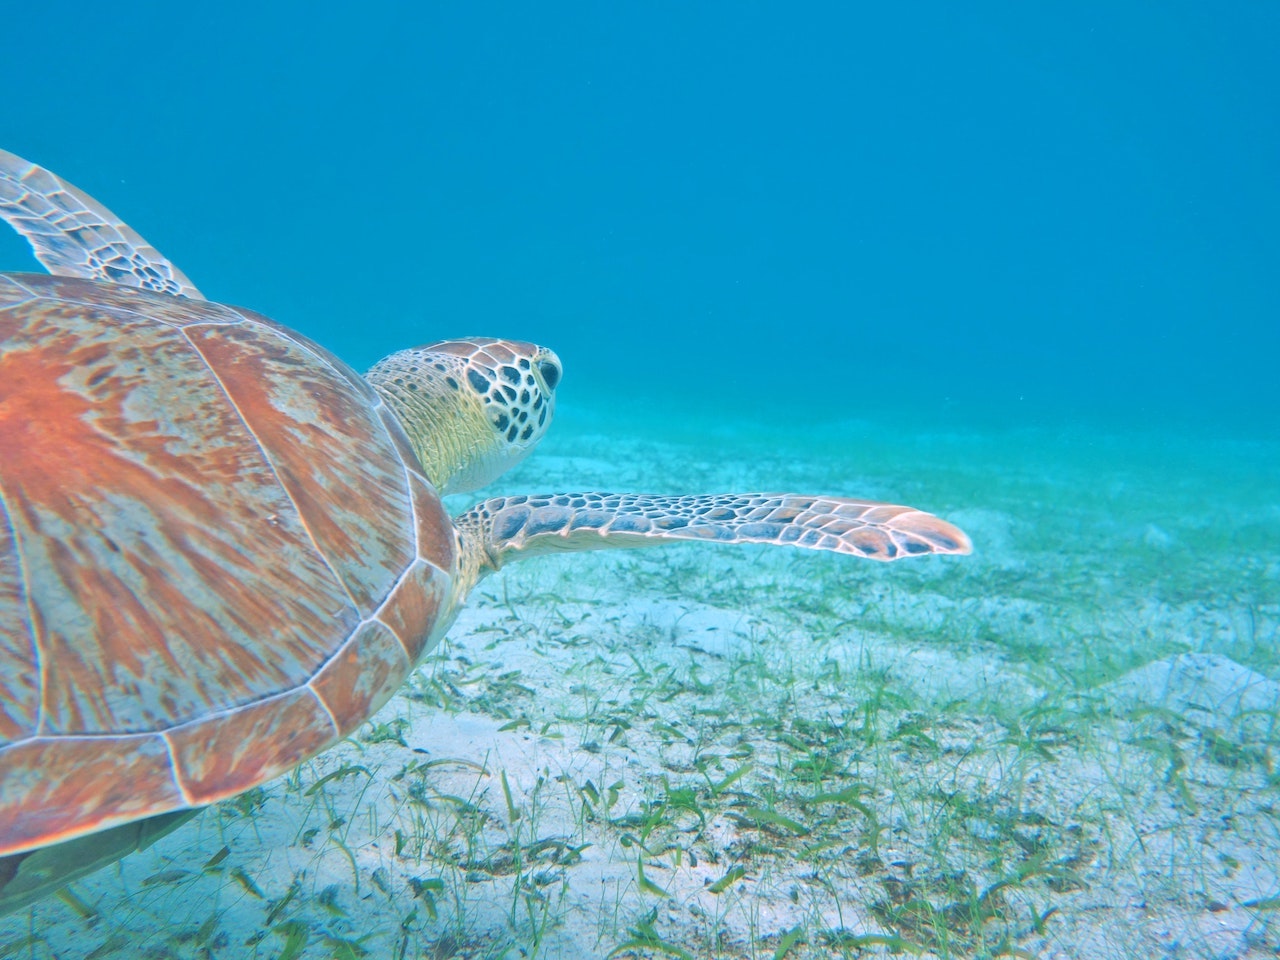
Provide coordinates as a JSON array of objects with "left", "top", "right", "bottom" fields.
[{"left": 3, "top": 405, "right": 1278, "bottom": 959}]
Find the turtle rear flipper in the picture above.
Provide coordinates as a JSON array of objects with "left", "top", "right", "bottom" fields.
[
  {"left": 0, "top": 149, "right": 202, "bottom": 298},
  {"left": 457, "top": 492, "right": 971, "bottom": 578},
  {"left": 0, "top": 810, "right": 196, "bottom": 916}
]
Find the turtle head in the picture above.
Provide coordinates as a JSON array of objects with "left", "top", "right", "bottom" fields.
[{"left": 367, "top": 338, "right": 561, "bottom": 496}]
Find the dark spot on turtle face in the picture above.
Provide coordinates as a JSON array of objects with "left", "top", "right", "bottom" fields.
[
  {"left": 905, "top": 541, "right": 929, "bottom": 554},
  {"left": 520, "top": 425, "right": 533, "bottom": 441},
  {"left": 533, "top": 395, "right": 542, "bottom": 410},
  {"left": 445, "top": 376, "right": 459, "bottom": 390},
  {"left": 495, "top": 413, "right": 510, "bottom": 430},
  {"left": 500, "top": 365, "right": 521, "bottom": 384},
  {"left": 520, "top": 389, "right": 530, "bottom": 404},
  {"left": 502, "top": 385, "right": 517, "bottom": 401},
  {"left": 467, "top": 369, "right": 490, "bottom": 394},
  {"left": 506, "top": 424, "right": 519, "bottom": 442},
  {"left": 408, "top": 382, "right": 419, "bottom": 391},
  {"left": 537, "top": 407, "right": 546, "bottom": 425},
  {"left": 518, "top": 358, "right": 530, "bottom": 369},
  {"left": 517, "top": 410, "right": 528, "bottom": 422},
  {"left": 538, "top": 359, "right": 561, "bottom": 391},
  {"left": 434, "top": 362, "right": 446, "bottom": 372}
]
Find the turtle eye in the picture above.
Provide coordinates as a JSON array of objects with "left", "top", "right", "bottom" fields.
[{"left": 537, "top": 358, "right": 561, "bottom": 391}]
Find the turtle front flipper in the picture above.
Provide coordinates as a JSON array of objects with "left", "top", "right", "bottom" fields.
[
  {"left": 455, "top": 493, "right": 970, "bottom": 582},
  {"left": 0, "top": 148, "right": 202, "bottom": 298}
]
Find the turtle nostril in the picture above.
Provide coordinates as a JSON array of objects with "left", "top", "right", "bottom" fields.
[{"left": 537, "top": 359, "right": 561, "bottom": 391}]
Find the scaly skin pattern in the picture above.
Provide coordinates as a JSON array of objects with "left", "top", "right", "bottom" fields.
[
  {"left": 0, "top": 149, "right": 202, "bottom": 299},
  {"left": 367, "top": 339, "right": 560, "bottom": 495},
  {"left": 454, "top": 492, "right": 971, "bottom": 593}
]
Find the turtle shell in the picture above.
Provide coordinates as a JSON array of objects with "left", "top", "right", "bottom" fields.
[{"left": 0, "top": 272, "right": 456, "bottom": 858}]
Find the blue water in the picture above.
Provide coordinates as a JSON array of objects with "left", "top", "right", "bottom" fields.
[
  {"left": 2, "top": 2, "right": 1276, "bottom": 433},
  {"left": 3, "top": 7, "right": 1280, "bottom": 956}
]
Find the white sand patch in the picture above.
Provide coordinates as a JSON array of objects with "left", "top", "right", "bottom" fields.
[{"left": 1103, "top": 653, "right": 1280, "bottom": 729}]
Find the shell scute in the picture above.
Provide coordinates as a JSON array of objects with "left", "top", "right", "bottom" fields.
[
  {"left": 14, "top": 272, "right": 243, "bottom": 328},
  {"left": 0, "top": 278, "right": 440, "bottom": 855},
  {"left": 184, "top": 317, "right": 415, "bottom": 618},
  {"left": 408, "top": 470, "right": 455, "bottom": 575},
  {"left": 310, "top": 619, "right": 410, "bottom": 736},
  {"left": 0, "top": 276, "right": 36, "bottom": 310},
  {"left": 0, "top": 499, "right": 37, "bottom": 746},
  {"left": 1, "top": 292, "right": 357, "bottom": 737},
  {"left": 0, "top": 734, "right": 182, "bottom": 854},
  {"left": 165, "top": 689, "right": 336, "bottom": 806},
  {"left": 377, "top": 558, "right": 449, "bottom": 664}
]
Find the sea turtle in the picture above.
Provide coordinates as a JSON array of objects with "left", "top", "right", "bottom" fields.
[{"left": 0, "top": 149, "right": 970, "bottom": 914}]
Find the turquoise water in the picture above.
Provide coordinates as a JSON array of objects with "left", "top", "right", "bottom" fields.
[
  {"left": 2, "top": 3, "right": 1279, "bottom": 957},
  {"left": 2, "top": 3, "right": 1276, "bottom": 429}
]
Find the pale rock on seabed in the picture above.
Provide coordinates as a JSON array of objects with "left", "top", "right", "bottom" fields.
[{"left": 1, "top": 407, "right": 1277, "bottom": 960}]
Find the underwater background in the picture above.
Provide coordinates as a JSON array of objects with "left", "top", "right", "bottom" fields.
[
  {"left": 2, "top": 3, "right": 1279, "bottom": 958},
  {"left": 2, "top": 2, "right": 1277, "bottom": 430}
]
